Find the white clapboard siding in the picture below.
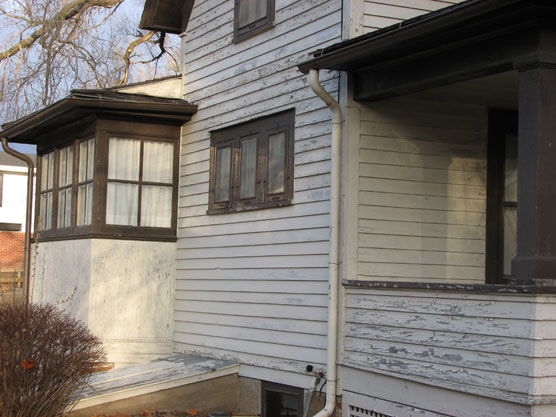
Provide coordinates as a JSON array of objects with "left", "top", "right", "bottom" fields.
[
  {"left": 357, "top": 96, "right": 487, "bottom": 283},
  {"left": 175, "top": 0, "right": 342, "bottom": 376},
  {"left": 362, "top": 0, "right": 465, "bottom": 33},
  {"left": 343, "top": 288, "right": 542, "bottom": 404}
]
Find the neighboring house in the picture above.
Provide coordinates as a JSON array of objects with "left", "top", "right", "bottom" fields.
[
  {"left": 2, "top": 0, "right": 556, "bottom": 416},
  {"left": 0, "top": 152, "right": 34, "bottom": 295}
]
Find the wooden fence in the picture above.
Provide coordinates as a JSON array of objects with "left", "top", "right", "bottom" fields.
[{"left": 0, "top": 267, "right": 24, "bottom": 304}]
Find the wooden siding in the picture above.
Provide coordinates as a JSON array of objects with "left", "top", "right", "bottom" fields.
[
  {"left": 176, "top": 0, "right": 342, "bottom": 376},
  {"left": 343, "top": 288, "right": 550, "bottom": 405},
  {"left": 362, "top": 0, "right": 465, "bottom": 34},
  {"left": 357, "top": 97, "right": 488, "bottom": 283}
]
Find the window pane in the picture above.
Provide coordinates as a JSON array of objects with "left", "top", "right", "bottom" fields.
[
  {"left": 240, "top": 138, "right": 257, "bottom": 199},
  {"left": 143, "top": 142, "right": 174, "bottom": 183},
  {"left": 141, "top": 185, "right": 172, "bottom": 228},
  {"left": 238, "top": 0, "right": 267, "bottom": 28},
  {"left": 108, "top": 138, "right": 140, "bottom": 181},
  {"left": 87, "top": 139, "right": 95, "bottom": 180},
  {"left": 106, "top": 182, "right": 138, "bottom": 226},
  {"left": 77, "top": 184, "right": 93, "bottom": 226},
  {"left": 268, "top": 132, "right": 285, "bottom": 194},
  {"left": 58, "top": 189, "right": 65, "bottom": 228},
  {"left": 215, "top": 146, "right": 231, "bottom": 203},
  {"left": 59, "top": 145, "right": 73, "bottom": 186},
  {"left": 78, "top": 139, "right": 95, "bottom": 182},
  {"left": 504, "top": 134, "right": 517, "bottom": 203},
  {"left": 41, "top": 152, "right": 54, "bottom": 190},
  {"left": 503, "top": 205, "right": 517, "bottom": 277},
  {"left": 266, "top": 390, "right": 300, "bottom": 417},
  {"left": 40, "top": 192, "right": 53, "bottom": 230},
  {"left": 57, "top": 188, "right": 72, "bottom": 228}
]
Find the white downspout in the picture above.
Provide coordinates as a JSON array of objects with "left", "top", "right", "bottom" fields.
[{"left": 309, "top": 69, "right": 342, "bottom": 417}]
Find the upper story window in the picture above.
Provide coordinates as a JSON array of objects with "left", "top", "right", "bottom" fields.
[
  {"left": 234, "top": 0, "right": 275, "bottom": 43},
  {"left": 35, "top": 120, "right": 180, "bottom": 242},
  {"left": 208, "top": 109, "right": 294, "bottom": 214}
]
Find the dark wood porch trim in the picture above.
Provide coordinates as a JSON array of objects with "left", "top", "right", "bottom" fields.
[{"left": 298, "top": 0, "right": 556, "bottom": 102}]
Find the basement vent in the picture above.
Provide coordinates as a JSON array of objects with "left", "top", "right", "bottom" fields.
[{"left": 349, "top": 405, "right": 395, "bottom": 417}]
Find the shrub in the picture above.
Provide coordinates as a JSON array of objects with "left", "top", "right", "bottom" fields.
[{"left": 0, "top": 303, "right": 105, "bottom": 417}]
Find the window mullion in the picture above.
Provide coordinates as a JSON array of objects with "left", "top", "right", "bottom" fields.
[
  {"left": 257, "top": 133, "right": 268, "bottom": 205},
  {"left": 138, "top": 141, "right": 144, "bottom": 227}
]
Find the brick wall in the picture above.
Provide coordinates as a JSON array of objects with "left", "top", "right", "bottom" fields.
[{"left": 0, "top": 232, "right": 24, "bottom": 268}]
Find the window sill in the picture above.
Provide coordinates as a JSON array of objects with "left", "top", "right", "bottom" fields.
[
  {"left": 207, "top": 199, "right": 291, "bottom": 215},
  {"left": 35, "top": 231, "right": 177, "bottom": 243},
  {"left": 342, "top": 279, "right": 556, "bottom": 295}
]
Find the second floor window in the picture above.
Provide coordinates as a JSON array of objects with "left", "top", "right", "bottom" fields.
[{"left": 234, "top": 0, "right": 274, "bottom": 42}]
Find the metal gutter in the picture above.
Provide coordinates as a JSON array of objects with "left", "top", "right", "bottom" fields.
[
  {"left": 1, "top": 138, "right": 34, "bottom": 305},
  {"left": 298, "top": 0, "right": 524, "bottom": 73}
]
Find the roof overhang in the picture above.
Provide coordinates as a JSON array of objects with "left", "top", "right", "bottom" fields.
[
  {"left": 1, "top": 90, "right": 198, "bottom": 144},
  {"left": 298, "top": 0, "right": 556, "bottom": 101},
  {"left": 139, "top": 0, "right": 194, "bottom": 34}
]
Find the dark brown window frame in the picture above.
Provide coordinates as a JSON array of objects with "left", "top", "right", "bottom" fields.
[
  {"left": 35, "top": 118, "right": 180, "bottom": 242},
  {"left": 233, "top": 0, "right": 275, "bottom": 43},
  {"left": 261, "top": 381, "right": 303, "bottom": 417},
  {"left": 486, "top": 109, "right": 518, "bottom": 284},
  {"left": 208, "top": 109, "right": 294, "bottom": 215}
]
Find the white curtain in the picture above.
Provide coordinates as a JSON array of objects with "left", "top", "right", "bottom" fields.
[
  {"left": 106, "top": 138, "right": 140, "bottom": 225},
  {"left": 106, "top": 183, "right": 138, "bottom": 226},
  {"left": 108, "top": 138, "right": 140, "bottom": 180},
  {"left": 141, "top": 185, "right": 172, "bottom": 227},
  {"left": 143, "top": 141, "right": 173, "bottom": 183}
]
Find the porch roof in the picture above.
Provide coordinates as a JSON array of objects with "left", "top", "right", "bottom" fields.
[
  {"left": 0, "top": 89, "right": 197, "bottom": 145},
  {"left": 298, "top": 0, "right": 556, "bottom": 101}
]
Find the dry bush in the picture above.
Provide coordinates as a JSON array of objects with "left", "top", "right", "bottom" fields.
[{"left": 0, "top": 303, "right": 105, "bottom": 417}]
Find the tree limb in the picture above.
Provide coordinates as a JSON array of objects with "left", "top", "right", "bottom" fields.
[{"left": 0, "top": 0, "right": 123, "bottom": 61}]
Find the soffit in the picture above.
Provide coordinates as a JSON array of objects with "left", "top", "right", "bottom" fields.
[{"left": 298, "top": 0, "right": 556, "bottom": 101}]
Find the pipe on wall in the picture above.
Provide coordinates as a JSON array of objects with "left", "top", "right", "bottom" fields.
[
  {"left": 1, "top": 138, "right": 34, "bottom": 305},
  {"left": 308, "top": 69, "right": 342, "bottom": 417}
]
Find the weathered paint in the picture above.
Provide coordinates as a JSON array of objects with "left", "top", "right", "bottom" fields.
[
  {"left": 175, "top": 0, "right": 343, "bottom": 382},
  {"left": 31, "top": 239, "right": 176, "bottom": 365},
  {"left": 342, "top": 287, "right": 556, "bottom": 413}
]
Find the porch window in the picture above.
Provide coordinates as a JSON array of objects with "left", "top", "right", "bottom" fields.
[
  {"left": 486, "top": 110, "right": 518, "bottom": 283},
  {"left": 234, "top": 0, "right": 274, "bottom": 42},
  {"left": 208, "top": 109, "right": 294, "bottom": 214}
]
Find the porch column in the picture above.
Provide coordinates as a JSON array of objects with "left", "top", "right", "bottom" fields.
[{"left": 512, "top": 64, "right": 556, "bottom": 283}]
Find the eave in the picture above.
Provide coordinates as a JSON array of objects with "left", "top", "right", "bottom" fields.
[
  {"left": 298, "top": 0, "right": 556, "bottom": 101},
  {"left": 1, "top": 91, "right": 198, "bottom": 145},
  {"left": 139, "top": 0, "right": 194, "bottom": 34}
]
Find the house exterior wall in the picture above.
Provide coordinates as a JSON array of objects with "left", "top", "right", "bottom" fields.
[
  {"left": 175, "top": 0, "right": 473, "bottom": 388},
  {"left": 355, "top": 96, "right": 487, "bottom": 283},
  {"left": 176, "top": 0, "right": 343, "bottom": 384},
  {"left": 361, "top": 0, "right": 462, "bottom": 34},
  {"left": 31, "top": 239, "right": 176, "bottom": 365}
]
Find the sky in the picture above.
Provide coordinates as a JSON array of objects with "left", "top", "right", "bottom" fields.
[{"left": 0, "top": 143, "right": 36, "bottom": 154}]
